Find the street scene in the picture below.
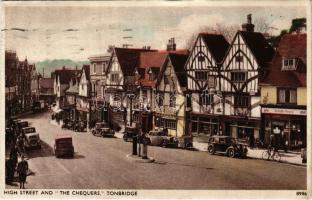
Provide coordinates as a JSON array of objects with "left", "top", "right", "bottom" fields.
[{"left": 4, "top": 4, "right": 307, "bottom": 191}]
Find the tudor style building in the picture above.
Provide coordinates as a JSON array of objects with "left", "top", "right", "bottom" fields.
[
  {"left": 77, "top": 65, "right": 91, "bottom": 125},
  {"left": 219, "top": 15, "right": 275, "bottom": 143},
  {"left": 154, "top": 53, "right": 189, "bottom": 137},
  {"left": 105, "top": 47, "right": 155, "bottom": 126},
  {"left": 260, "top": 33, "right": 306, "bottom": 148},
  {"left": 185, "top": 33, "right": 229, "bottom": 141}
]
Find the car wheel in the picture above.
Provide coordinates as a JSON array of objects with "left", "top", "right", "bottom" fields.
[
  {"left": 208, "top": 145, "right": 215, "bottom": 155},
  {"left": 227, "top": 148, "right": 235, "bottom": 158},
  {"left": 161, "top": 140, "right": 167, "bottom": 148}
]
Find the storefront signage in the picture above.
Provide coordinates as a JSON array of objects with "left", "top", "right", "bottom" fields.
[
  {"left": 262, "top": 107, "right": 306, "bottom": 116},
  {"left": 76, "top": 99, "right": 89, "bottom": 112}
]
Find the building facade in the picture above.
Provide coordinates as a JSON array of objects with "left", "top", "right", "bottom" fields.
[
  {"left": 260, "top": 33, "right": 306, "bottom": 148},
  {"left": 184, "top": 33, "right": 229, "bottom": 142},
  {"left": 154, "top": 53, "right": 189, "bottom": 137}
]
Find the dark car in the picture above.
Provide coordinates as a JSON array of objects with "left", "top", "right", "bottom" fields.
[
  {"left": 207, "top": 135, "right": 248, "bottom": 158},
  {"left": 54, "top": 134, "right": 74, "bottom": 158},
  {"left": 17, "top": 121, "right": 29, "bottom": 134},
  {"left": 91, "top": 122, "right": 115, "bottom": 137},
  {"left": 123, "top": 126, "right": 137, "bottom": 142}
]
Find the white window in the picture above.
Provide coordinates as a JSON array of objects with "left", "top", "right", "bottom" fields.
[
  {"left": 282, "top": 58, "right": 296, "bottom": 70},
  {"left": 111, "top": 74, "right": 119, "bottom": 83},
  {"left": 93, "top": 63, "right": 96, "bottom": 74},
  {"left": 278, "top": 88, "right": 297, "bottom": 104},
  {"left": 169, "top": 93, "right": 176, "bottom": 108}
]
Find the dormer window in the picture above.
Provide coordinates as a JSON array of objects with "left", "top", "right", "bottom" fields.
[{"left": 282, "top": 58, "right": 296, "bottom": 71}]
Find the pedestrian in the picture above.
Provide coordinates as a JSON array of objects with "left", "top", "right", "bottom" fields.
[
  {"left": 10, "top": 145, "right": 19, "bottom": 171},
  {"left": 16, "top": 135, "right": 25, "bottom": 156},
  {"left": 17, "top": 155, "right": 28, "bottom": 189},
  {"left": 281, "top": 131, "right": 288, "bottom": 153},
  {"left": 6, "top": 157, "right": 15, "bottom": 183}
]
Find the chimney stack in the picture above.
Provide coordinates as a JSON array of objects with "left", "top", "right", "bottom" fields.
[
  {"left": 167, "top": 37, "right": 176, "bottom": 51},
  {"left": 242, "top": 14, "right": 255, "bottom": 32}
]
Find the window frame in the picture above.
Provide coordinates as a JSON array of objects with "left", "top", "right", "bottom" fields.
[
  {"left": 282, "top": 58, "right": 297, "bottom": 71},
  {"left": 194, "top": 71, "right": 208, "bottom": 81},
  {"left": 234, "top": 95, "right": 250, "bottom": 108},
  {"left": 277, "top": 88, "right": 297, "bottom": 104},
  {"left": 231, "top": 72, "right": 246, "bottom": 82}
]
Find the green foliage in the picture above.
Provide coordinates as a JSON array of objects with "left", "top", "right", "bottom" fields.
[
  {"left": 35, "top": 59, "right": 89, "bottom": 77},
  {"left": 289, "top": 18, "right": 306, "bottom": 33}
]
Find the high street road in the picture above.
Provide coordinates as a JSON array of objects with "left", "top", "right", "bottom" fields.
[{"left": 6, "top": 111, "right": 306, "bottom": 190}]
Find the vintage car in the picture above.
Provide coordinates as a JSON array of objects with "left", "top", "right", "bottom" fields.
[
  {"left": 123, "top": 126, "right": 137, "bottom": 142},
  {"left": 177, "top": 135, "right": 193, "bottom": 149},
  {"left": 17, "top": 121, "right": 29, "bottom": 134},
  {"left": 145, "top": 130, "right": 179, "bottom": 148},
  {"left": 91, "top": 122, "right": 115, "bottom": 137},
  {"left": 21, "top": 127, "right": 41, "bottom": 149},
  {"left": 54, "top": 134, "right": 74, "bottom": 158},
  {"left": 207, "top": 135, "right": 248, "bottom": 158}
]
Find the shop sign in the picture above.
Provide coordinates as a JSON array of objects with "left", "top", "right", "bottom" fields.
[{"left": 262, "top": 107, "right": 306, "bottom": 116}]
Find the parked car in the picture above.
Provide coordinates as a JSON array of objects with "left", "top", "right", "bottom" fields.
[
  {"left": 178, "top": 134, "right": 193, "bottom": 149},
  {"left": 301, "top": 148, "right": 307, "bottom": 163},
  {"left": 21, "top": 127, "right": 41, "bottom": 149},
  {"left": 17, "top": 121, "right": 29, "bottom": 134},
  {"left": 207, "top": 135, "right": 248, "bottom": 158},
  {"left": 91, "top": 122, "right": 115, "bottom": 137},
  {"left": 54, "top": 134, "right": 74, "bottom": 158},
  {"left": 123, "top": 126, "right": 137, "bottom": 142},
  {"left": 145, "top": 130, "right": 178, "bottom": 148}
]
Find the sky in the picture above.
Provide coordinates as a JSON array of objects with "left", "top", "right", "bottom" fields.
[{"left": 4, "top": 3, "right": 307, "bottom": 62}]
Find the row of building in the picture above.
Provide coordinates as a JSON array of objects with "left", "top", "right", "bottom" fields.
[{"left": 29, "top": 15, "right": 307, "bottom": 148}]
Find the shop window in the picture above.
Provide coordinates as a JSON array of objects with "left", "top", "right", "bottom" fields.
[
  {"left": 234, "top": 95, "right": 249, "bottom": 107},
  {"left": 278, "top": 88, "right": 297, "bottom": 104},
  {"left": 164, "top": 119, "right": 177, "bottom": 130}
]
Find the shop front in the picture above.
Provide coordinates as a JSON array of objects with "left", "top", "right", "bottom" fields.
[
  {"left": 221, "top": 115, "right": 261, "bottom": 146},
  {"left": 187, "top": 112, "right": 221, "bottom": 143},
  {"left": 262, "top": 107, "right": 306, "bottom": 149}
]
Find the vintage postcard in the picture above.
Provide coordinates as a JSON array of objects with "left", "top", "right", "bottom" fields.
[{"left": 1, "top": 0, "right": 310, "bottom": 199}]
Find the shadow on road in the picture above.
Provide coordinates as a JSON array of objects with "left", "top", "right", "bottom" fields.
[
  {"left": 26, "top": 140, "right": 54, "bottom": 159},
  {"left": 73, "top": 153, "right": 85, "bottom": 159},
  {"left": 153, "top": 161, "right": 214, "bottom": 170}
]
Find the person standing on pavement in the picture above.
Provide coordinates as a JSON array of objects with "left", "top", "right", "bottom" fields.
[{"left": 17, "top": 155, "right": 28, "bottom": 189}]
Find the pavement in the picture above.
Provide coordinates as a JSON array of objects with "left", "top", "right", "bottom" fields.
[
  {"left": 5, "top": 111, "right": 307, "bottom": 190},
  {"left": 193, "top": 142, "right": 305, "bottom": 166}
]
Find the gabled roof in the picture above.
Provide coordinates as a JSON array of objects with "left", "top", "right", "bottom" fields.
[
  {"left": 261, "top": 33, "right": 306, "bottom": 87},
  {"left": 137, "top": 51, "right": 168, "bottom": 87},
  {"left": 155, "top": 51, "right": 189, "bottom": 89},
  {"left": 199, "top": 33, "right": 230, "bottom": 63},
  {"left": 168, "top": 53, "right": 189, "bottom": 88},
  {"left": 65, "top": 83, "right": 79, "bottom": 94},
  {"left": 137, "top": 50, "right": 189, "bottom": 87},
  {"left": 238, "top": 31, "right": 275, "bottom": 67},
  {"left": 82, "top": 64, "right": 90, "bottom": 81},
  {"left": 54, "top": 68, "right": 81, "bottom": 85},
  {"left": 114, "top": 48, "right": 156, "bottom": 76},
  {"left": 40, "top": 78, "right": 54, "bottom": 89}
]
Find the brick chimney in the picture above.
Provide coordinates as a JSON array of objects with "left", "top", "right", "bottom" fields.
[
  {"left": 167, "top": 38, "right": 176, "bottom": 51},
  {"left": 242, "top": 14, "right": 255, "bottom": 32}
]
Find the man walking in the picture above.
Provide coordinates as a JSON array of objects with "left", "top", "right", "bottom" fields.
[{"left": 17, "top": 155, "right": 28, "bottom": 189}]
